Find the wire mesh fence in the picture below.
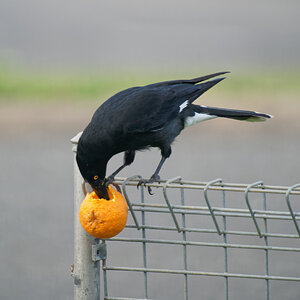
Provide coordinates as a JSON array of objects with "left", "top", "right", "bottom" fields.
[
  {"left": 98, "top": 177, "right": 300, "bottom": 300},
  {"left": 71, "top": 136, "right": 300, "bottom": 300}
]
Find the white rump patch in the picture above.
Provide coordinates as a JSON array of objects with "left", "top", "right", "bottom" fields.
[
  {"left": 184, "top": 113, "right": 217, "bottom": 127},
  {"left": 179, "top": 100, "right": 189, "bottom": 112}
]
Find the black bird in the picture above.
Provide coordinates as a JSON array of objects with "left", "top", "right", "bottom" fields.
[{"left": 76, "top": 72, "right": 272, "bottom": 199}]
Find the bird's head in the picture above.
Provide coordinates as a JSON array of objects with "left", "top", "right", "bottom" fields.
[
  {"left": 76, "top": 151, "right": 110, "bottom": 200},
  {"left": 89, "top": 175, "right": 110, "bottom": 200}
]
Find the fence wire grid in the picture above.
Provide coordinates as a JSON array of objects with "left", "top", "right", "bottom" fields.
[{"left": 86, "top": 176, "right": 300, "bottom": 300}]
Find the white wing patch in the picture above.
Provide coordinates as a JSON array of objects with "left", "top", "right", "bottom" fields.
[
  {"left": 179, "top": 100, "right": 189, "bottom": 112},
  {"left": 184, "top": 113, "right": 217, "bottom": 127}
]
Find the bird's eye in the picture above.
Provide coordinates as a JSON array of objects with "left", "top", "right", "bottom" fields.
[{"left": 94, "top": 175, "right": 99, "bottom": 180}]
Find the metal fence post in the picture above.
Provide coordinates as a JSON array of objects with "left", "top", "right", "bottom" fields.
[{"left": 71, "top": 132, "right": 100, "bottom": 300}]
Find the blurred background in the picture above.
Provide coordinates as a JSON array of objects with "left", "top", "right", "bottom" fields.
[{"left": 0, "top": 1, "right": 299, "bottom": 299}]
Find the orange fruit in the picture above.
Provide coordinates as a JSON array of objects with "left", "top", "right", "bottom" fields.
[{"left": 79, "top": 185, "right": 128, "bottom": 238}]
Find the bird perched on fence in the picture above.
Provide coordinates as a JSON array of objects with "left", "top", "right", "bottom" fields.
[{"left": 76, "top": 72, "right": 272, "bottom": 199}]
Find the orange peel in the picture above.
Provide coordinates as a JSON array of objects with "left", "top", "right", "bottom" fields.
[{"left": 79, "top": 185, "right": 128, "bottom": 238}]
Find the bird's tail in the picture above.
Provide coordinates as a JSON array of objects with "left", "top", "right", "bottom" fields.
[{"left": 192, "top": 105, "right": 273, "bottom": 122}]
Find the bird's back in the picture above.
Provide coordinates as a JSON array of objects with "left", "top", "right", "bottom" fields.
[{"left": 79, "top": 73, "right": 228, "bottom": 158}]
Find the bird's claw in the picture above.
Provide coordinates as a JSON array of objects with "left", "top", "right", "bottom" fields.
[
  {"left": 137, "top": 175, "right": 160, "bottom": 195},
  {"left": 104, "top": 176, "right": 114, "bottom": 188},
  {"left": 104, "top": 176, "right": 121, "bottom": 192},
  {"left": 147, "top": 186, "right": 154, "bottom": 195},
  {"left": 137, "top": 179, "right": 154, "bottom": 195},
  {"left": 137, "top": 179, "right": 146, "bottom": 189}
]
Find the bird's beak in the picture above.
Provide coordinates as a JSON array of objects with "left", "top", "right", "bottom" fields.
[{"left": 91, "top": 181, "right": 110, "bottom": 200}]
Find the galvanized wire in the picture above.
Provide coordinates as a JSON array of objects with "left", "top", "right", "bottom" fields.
[{"left": 100, "top": 176, "right": 300, "bottom": 300}]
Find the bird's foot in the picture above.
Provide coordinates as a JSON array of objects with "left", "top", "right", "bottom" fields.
[
  {"left": 104, "top": 176, "right": 114, "bottom": 188},
  {"left": 104, "top": 176, "right": 121, "bottom": 193},
  {"left": 137, "top": 175, "right": 161, "bottom": 195}
]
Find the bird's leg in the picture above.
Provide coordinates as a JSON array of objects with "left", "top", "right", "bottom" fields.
[
  {"left": 149, "top": 156, "right": 166, "bottom": 182},
  {"left": 104, "top": 164, "right": 126, "bottom": 193},
  {"left": 105, "top": 150, "right": 136, "bottom": 191},
  {"left": 106, "top": 164, "right": 126, "bottom": 185},
  {"left": 138, "top": 156, "right": 167, "bottom": 195}
]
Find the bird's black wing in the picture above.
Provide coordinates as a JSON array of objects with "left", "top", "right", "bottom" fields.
[
  {"left": 119, "top": 77, "right": 225, "bottom": 133},
  {"left": 146, "top": 71, "right": 229, "bottom": 87},
  {"left": 91, "top": 73, "right": 226, "bottom": 135},
  {"left": 120, "top": 86, "right": 179, "bottom": 133}
]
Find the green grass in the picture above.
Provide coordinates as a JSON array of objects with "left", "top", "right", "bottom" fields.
[
  {"left": 0, "top": 66, "right": 299, "bottom": 102},
  {"left": 0, "top": 69, "right": 144, "bottom": 101}
]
